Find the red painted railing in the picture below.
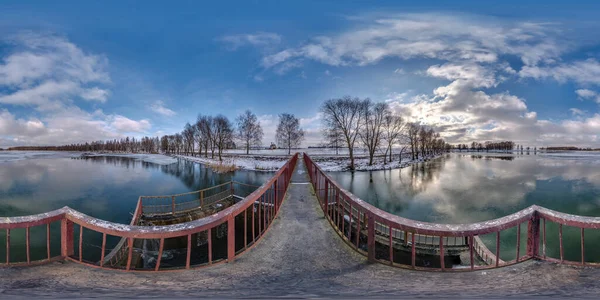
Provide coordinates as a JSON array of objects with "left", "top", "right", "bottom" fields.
[
  {"left": 304, "top": 153, "right": 600, "bottom": 271},
  {"left": 0, "top": 153, "right": 298, "bottom": 271}
]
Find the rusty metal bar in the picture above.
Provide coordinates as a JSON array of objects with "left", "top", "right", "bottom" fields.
[
  {"left": 227, "top": 217, "right": 235, "bottom": 262},
  {"left": 186, "top": 234, "right": 192, "bottom": 269},
  {"left": 26, "top": 226, "right": 30, "bottom": 264},
  {"left": 348, "top": 203, "right": 353, "bottom": 241},
  {"left": 389, "top": 225, "right": 393, "bottom": 265},
  {"left": 171, "top": 196, "right": 175, "bottom": 215},
  {"left": 126, "top": 237, "right": 133, "bottom": 271},
  {"left": 100, "top": 233, "right": 106, "bottom": 267},
  {"left": 252, "top": 201, "right": 255, "bottom": 241},
  {"left": 495, "top": 231, "right": 500, "bottom": 267},
  {"left": 526, "top": 214, "right": 540, "bottom": 257},
  {"left": 581, "top": 228, "right": 585, "bottom": 265},
  {"left": 559, "top": 224, "right": 564, "bottom": 262},
  {"left": 324, "top": 181, "right": 329, "bottom": 217},
  {"left": 47, "top": 223, "right": 51, "bottom": 261},
  {"left": 355, "top": 210, "right": 360, "bottom": 249},
  {"left": 411, "top": 232, "right": 416, "bottom": 269},
  {"left": 208, "top": 229, "right": 212, "bottom": 264},
  {"left": 155, "top": 238, "right": 164, "bottom": 271},
  {"left": 342, "top": 196, "right": 346, "bottom": 237},
  {"left": 543, "top": 218, "right": 547, "bottom": 259},
  {"left": 336, "top": 188, "right": 341, "bottom": 229},
  {"left": 244, "top": 208, "right": 247, "bottom": 248},
  {"left": 258, "top": 194, "right": 262, "bottom": 234},
  {"left": 5, "top": 229, "right": 9, "bottom": 265},
  {"left": 469, "top": 235, "right": 474, "bottom": 270},
  {"left": 516, "top": 223, "right": 521, "bottom": 262},
  {"left": 79, "top": 225, "right": 83, "bottom": 262},
  {"left": 440, "top": 235, "right": 445, "bottom": 270},
  {"left": 61, "top": 219, "right": 74, "bottom": 257},
  {"left": 367, "top": 214, "right": 375, "bottom": 262}
]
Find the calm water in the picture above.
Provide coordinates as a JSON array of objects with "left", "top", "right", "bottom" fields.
[
  {"left": 0, "top": 153, "right": 272, "bottom": 263},
  {"left": 0, "top": 155, "right": 272, "bottom": 221},
  {"left": 329, "top": 152, "right": 600, "bottom": 262}
]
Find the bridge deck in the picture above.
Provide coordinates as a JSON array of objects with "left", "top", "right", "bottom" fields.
[{"left": 0, "top": 157, "right": 597, "bottom": 298}]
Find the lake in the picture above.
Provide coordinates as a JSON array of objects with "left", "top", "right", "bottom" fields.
[
  {"left": 328, "top": 151, "right": 600, "bottom": 263},
  {"left": 0, "top": 152, "right": 273, "bottom": 263}
]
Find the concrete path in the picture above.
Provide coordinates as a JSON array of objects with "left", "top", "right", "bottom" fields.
[{"left": 0, "top": 157, "right": 598, "bottom": 298}]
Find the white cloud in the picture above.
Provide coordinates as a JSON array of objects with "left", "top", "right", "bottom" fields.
[
  {"left": 393, "top": 68, "right": 405, "bottom": 74},
  {"left": 426, "top": 63, "right": 498, "bottom": 88},
  {"left": 520, "top": 59, "right": 600, "bottom": 86},
  {"left": 219, "top": 32, "right": 281, "bottom": 50},
  {"left": 110, "top": 115, "right": 151, "bottom": 133},
  {"left": 80, "top": 87, "right": 109, "bottom": 103},
  {"left": 570, "top": 108, "right": 586, "bottom": 116},
  {"left": 0, "top": 33, "right": 110, "bottom": 110},
  {"left": 0, "top": 107, "right": 152, "bottom": 147},
  {"left": 0, "top": 110, "right": 47, "bottom": 137},
  {"left": 150, "top": 100, "right": 176, "bottom": 116},
  {"left": 0, "top": 33, "right": 154, "bottom": 148},
  {"left": 575, "top": 89, "right": 600, "bottom": 103},
  {"left": 259, "top": 14, "right": 564, "bottom": 71}
]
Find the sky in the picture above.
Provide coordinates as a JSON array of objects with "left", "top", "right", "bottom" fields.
[{"left": 1, "top": 0, "right": 600, "bottom": 148}]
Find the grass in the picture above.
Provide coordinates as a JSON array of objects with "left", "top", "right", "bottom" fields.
[{"left": 208, "top": 161, "right": 238, "bottom": 173}]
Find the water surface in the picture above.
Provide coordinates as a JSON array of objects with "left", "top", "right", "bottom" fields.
[{"left": 328, "top": 152, "right": 600, "bottom": 262}]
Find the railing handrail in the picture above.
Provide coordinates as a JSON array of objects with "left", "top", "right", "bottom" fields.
[
  {"left": 303, "top": 154, "right": 600, "bottom": 236},
  {"left": 139, "top": 181, "right": 233, "bottom": 199},
  {"left": 0, "top": 155, "right": 298, "bottom": 239}
]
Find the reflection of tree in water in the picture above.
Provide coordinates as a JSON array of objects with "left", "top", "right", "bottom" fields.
[
  {"left": 82, "top": 156, "right": 161, "bottom": 171},
  {"left": 407, "top": 158, "right": 445, "bottom": 195},
  {"left": 469, "top": 155, "right": 515, "bottom": 161},
  {"left": 160, "top": 159, "right": 231, "bottom": 191}
]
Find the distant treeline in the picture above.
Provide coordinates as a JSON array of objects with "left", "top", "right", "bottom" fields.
[
  {"left": 546, "top": 146, "right": 600, "bottom": 151},
  {"left": 8, "top": 137, "right": 160, "bottom": 153}
]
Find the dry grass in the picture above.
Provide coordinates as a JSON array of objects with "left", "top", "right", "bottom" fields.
[{"left": 208, "top": 161, "right": 238, "bottom": 173}]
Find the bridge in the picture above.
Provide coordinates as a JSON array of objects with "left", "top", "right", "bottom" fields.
[{"left": 1, "top": 153, "right": 600, "bottom": 297}]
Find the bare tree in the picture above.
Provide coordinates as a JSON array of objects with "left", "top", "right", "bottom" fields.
[
  {"left": 359, "top": 100, "right": 387, "bottom": 166},
  {"left": 276, "top": 113, "right": 305, "bottom": 155},
  {"left": 214, "top": 115, "right": 233, "bottom": 161},
  {"left": 323, "top": 126, "right": 344, "bottom": 155},
  {"left": 197, "top": 115, "right": 215, "bottom": 158},
  {"left": 407, "top": 123, "right": 420, "bottom": 160},
  {"left": 236, "top": 110, "right": 263, "bottom": 155},
  {"left": 320, "top": 96, "right": 365, "bottom": 170},
  {"left": 381, "top": 114, "right": 407, "bottom": 164},
  {"left": 182, "top": 122, "right": 195, "bottom": 155}
]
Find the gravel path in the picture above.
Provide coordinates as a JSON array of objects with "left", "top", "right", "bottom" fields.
[{"left": 0, "top": 157, "right": 597, "bottom": 298}]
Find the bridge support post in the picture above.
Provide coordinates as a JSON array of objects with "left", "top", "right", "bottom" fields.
[
  {"left": 227, "top": 216, "right": 235, "bottom": 262},
  {"left": 368, "top": 214, "right": 375, "bottom": 262},
  {"left": 526, "top": 212, "right": 540, "bottom": 258},
  {"left": 61, "top": 218, "right": 74, "bottom": 258}
]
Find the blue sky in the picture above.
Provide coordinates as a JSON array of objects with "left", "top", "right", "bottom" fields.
[{"left": 1, "top": 0, "right": 600, "bottom": 147}]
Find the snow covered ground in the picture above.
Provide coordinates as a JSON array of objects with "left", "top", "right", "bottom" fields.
[
  {"left": 310, "top": 154, "right": 439, "bottom": 172},
  {"left": 174, "top": 154, "right": 288, "bottom": 172}
]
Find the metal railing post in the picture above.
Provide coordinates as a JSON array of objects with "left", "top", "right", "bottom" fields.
[
  {"left": 368, "top": 213, "right": 375, "bottom": 262},
  {"left": 526, "top": 212, "right": 540, "bottom": 258},
  {"left": 61, "top": 218, "right": 74, "bottom": 258},
  {"left": 171, "top": 196, "right": 176, "bottom": 215},
  {"left": 227, "top": 216, "right": 235, "bottom": 262},
  {"left": 324, "top": 180, "right": 329, "bottom": 217}
]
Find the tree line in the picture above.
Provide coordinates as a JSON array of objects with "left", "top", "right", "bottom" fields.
[
  {"left": 8, "top": 110, "right": 306, "bottom": 159},
  {"left": 320, "top": 96, "right": 450, "bottom": 170},
  {"left": 454, "top": 141, "right": 516, "bottom": 152}
]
